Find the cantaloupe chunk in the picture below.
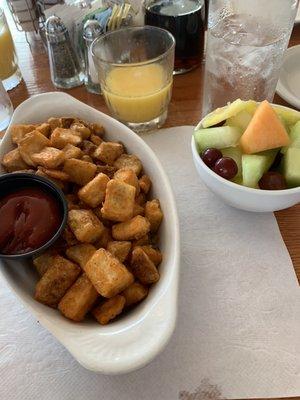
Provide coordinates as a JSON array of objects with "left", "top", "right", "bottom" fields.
[{"left": 239, "top": 100, "right": 290, "bottom": 154}]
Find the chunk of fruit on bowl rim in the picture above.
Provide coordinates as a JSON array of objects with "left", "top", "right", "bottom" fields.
[
  {"left": 194, "top": 126, "right": 242, "bottom": 153},
  {"left": 242, "top": 150, "right": 277, "bottom": 188},
  {"left": 239, "top": 100, "right": 290, "bottom": 154},
  {"left": 199, "top": 99, "right": 257, "bottom": 129},
  {"left": 221, "top": 147, "right": 242, "bottom": 179},
  {"left": 283, "top": 147, "right": 300, "bottom": 188}
]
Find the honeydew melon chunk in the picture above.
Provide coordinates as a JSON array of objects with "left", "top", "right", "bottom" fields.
[
  {"left": 242, "top": 150, "right": 277, "bottom": 188},
  {"left": 281, "top": 122, "right": 300, "bottom": 154},
  {"left": 221, "top": 146, "right": 242, "bottom": 179},
  {"left": 282, "top": 136, "right": 300, "bottom": 155},
  {"left": 226, "top": 110, "right": 253, "bottom": 132},
  {"left": 194, "top": 126, "right": 242, "bottom": 153},
  {"left": 199, "top": 99, "right": 257, "bottom": 129},
  {"left": 273, "top": 105, "right": 300, "bottom": 126},
  {"left": 289, "top": 120, "right": 300, "bottom": 141},
  {"left": 283, "top": 147, "right": 300, "bottom": 187}
]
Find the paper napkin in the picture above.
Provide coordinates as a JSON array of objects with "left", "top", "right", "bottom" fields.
[{"left": 0, "top": 127, "right": 299, "bottom": 400}]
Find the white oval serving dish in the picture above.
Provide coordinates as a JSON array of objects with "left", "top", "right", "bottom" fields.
[
  {"left": 0, "top": 92, "right": 180, "bottom": 374},
  {"left": 191, "top": 103, "right": 300, "bottom": 212}
]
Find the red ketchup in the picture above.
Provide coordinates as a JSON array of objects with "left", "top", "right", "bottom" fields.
[{"left": 0, "top": 187, "right": 62, "bottom": 255}]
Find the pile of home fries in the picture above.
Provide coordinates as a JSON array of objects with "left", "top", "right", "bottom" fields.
[{"left": 1, "top": 117, "right": 163, "bottom": 324}]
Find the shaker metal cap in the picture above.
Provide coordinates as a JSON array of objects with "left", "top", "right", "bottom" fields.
[
  {"left": 83, "top": 20, "right": 103, "bottom": 41},
  {"left": 45, "top": 15, "right": 67, "bottom": 36}
]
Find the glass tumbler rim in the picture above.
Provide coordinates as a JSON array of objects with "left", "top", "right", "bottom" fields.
[{"left": 91, "top": 25, "right": 175, "bottom": 68}]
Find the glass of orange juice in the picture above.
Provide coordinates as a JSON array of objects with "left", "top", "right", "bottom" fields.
[
  {"left": 92, "top": 26, "right": 175, "bottom": 133},
  {"left": 0, "top": 8, "right": 22, "bottom": 91}
]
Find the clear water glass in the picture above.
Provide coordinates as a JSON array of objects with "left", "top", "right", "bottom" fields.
[
  {"left": 92, "top": 26, "right": 175, "bottom": 133},
  {"left": 0, "top": 79, "right": 13, "bottom": 132},
  {"left": 202, "top": 0, "right": 299, "bottom": 116}
]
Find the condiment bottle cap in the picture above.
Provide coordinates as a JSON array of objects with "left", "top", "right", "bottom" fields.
[
  {"left": 83, "top": 19, "right": 103, "bottom": 41},
  {"left": 45, "top": 15, "right": 68, "bottom": 41}
]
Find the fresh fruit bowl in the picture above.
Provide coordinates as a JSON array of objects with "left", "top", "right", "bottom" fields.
[{"left": 191, "top": 100, "right": 300, "bottom": 212}]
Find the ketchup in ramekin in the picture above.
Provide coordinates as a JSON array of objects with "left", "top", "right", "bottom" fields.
[{"left": 0, "top": 173, "right": 67, "bottom": 258}]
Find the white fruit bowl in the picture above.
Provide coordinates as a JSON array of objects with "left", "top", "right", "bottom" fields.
[
  {"left": 191, "top": 104, "right": 300, "bottom": 213},
  {"left": 0, "top": 92, "right": 180, "bottom": 374}
]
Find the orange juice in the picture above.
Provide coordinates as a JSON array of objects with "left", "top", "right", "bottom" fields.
[
  {"left": 102, "top": 63, "right": 172, "bottom": 123},
  {"left": 0, "top": 18, "right": 18, "bottom": 80}
]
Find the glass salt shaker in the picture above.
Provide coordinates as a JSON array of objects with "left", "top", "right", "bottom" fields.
[
  {"left": 45, "top": 16, "right": 83, "bottom": 89},
  {"left": 83, "top": 20, "right": 102, "bottom": 94}
]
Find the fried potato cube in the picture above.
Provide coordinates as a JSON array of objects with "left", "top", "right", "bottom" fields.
[
  {"left": 19, "top": 130, "right": 51, "bottom": 166},
  {"left": 131, "top": 247, "right": 159, "bottom": 285},
  {"left": 66, "top": 244, "right": 96, "bottom": 269},
  {"left": 62, "top": 143, "right": 83, "bottom": 160},
  {"left": 70, "top": 122, "right": 91, "bottom": 139},
  {"left": 63, "top": 158, "right": 97, "bottom": 185},
  {"left": 66, "top": 194, "right": 80, "bottom": 211},
  {"left": 33, "top": 251, "right": 58, "bottom": 276},
  {"left": 139, "top": 175, "right": 152, "bottom": 194},
  {"left": 122, "top": 282, "right": 148, "bottom": 307},
  {"left": 114, "top": 154, "right": 142, "bottom": 176},
  {"left": 68, "top": 209, "right": 105, "bottom": 243},
  {"left": 81, "top": 140, "right": 97, "bottom": 157},
  {"left": 78, "top": 173, "right": 110, "bottom": 208},
  {"left": 60, "top": 117, "right": 75, "bottom": 129},
  {"left": 31, "top": 147, "right": 65, "bottom": 169},
  {"left": 139, "top": 245, "right": 162, "bottom": 266},
  {"left": 107, "top": 241, "right": 131, "bottom": 263},
  {"left": 37, "top": 166, "right": 69, "bottom": 181},
  {"left": 101, "top": 179, "right": 136, "bottom": 222},
  {"left": 92, "top": 295, "right": 125, "bottom": 325},
  {"left": 132, "top": 234, "right": 150, "bottom": 248},
  {"left": 90, "top": 134, "right": 103, "bottom": 146},
  {"left": 132, "top": 203, "right": 144, "bottom": 217},
  {"left": 136, "top": 192, "right": 146, "bottom": 206},
  {"left": 112, "top": 216, "right": 150, "bottom": 241},
  {"left": 84, "top": 249, "right": 134, "bottom": 298},
  {"left": 50, "top": 128, "right": 82, "bottom": 149},
  {"left": 93, "top": 226, "right": 112, "bottom": 249},
  {"left": 35, "top": 169, "right": 66, "bottom": 190},
  {"left": 90, "top": 122, "right": 104, "bottom": 137},
  {"left": 62, "top": 226, "right": 79, "bottom": 246},
  {"left": 36, "top": 123, "right": 51, "bottom": 137},
  {"left": 58, "top": 273, "right": 98, "bottom": 321},
  {"left": 114, "top": 168, "right": 140, "bottom": 195},
  {"left": 96, "top": 164, "right": 117, "bottom": 178},
  {"left": 145, "top": 199, "right": 163, "bottom": 233},
  {"left": 94, "top": 142, "right": 124, "bottom": 165},
  {"left": 12, "top": 169, "right": 35, "bottom": 174},
  {"left": 35, "top": 256, "right": 81, "bottom": 307},
  {"left": 2, "top": 148, "right": 28, "bottom": 172},
  {"left": 81, "top": 155, "right": 93, "bottom": 163},
  {"left": 10, "top": 124, "right": 36, "bottom": 144},
  {"left": 48, "top": 117, "right": 62, "bottom": 131}
]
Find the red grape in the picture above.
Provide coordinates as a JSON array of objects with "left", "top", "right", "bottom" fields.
[
  {"left": 259, "top": 172, "right": 287, "bottom": 190},
  {"left": 213, "top": 157, "right": 238, "bottom": 180},
  {"left": 201, "top": 148, "right": 222, "bottom": 168}
]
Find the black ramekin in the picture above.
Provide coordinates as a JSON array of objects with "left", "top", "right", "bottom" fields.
[{"left": 0, "top": 173, "right": 67, "bottom": 259}]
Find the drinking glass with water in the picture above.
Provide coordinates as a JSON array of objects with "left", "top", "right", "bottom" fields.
[{"left": 202, "top": 0, "right": 298, "bottom": 115}]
